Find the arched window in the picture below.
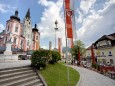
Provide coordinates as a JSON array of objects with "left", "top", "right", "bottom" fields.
[
  {"left": 27, "top": 40, "right": 29, "bottom": 46},
  {"left": 6, "top": 37, "right": 7, "bottom": 42},
  {"left": 36, "top": 36, "right": 38, "bottom": 40},
  {"left": 13, "top": 37, "right": 17, "bottom": 44},
  {"left": 15, "top": 24, "right": 18, "bottom": 32},
  {"left": 7, "top": 25, "right": 10, "bottom": 31},
  {"left": 20, "top": 40, "right": 23, "bottom": 45}
]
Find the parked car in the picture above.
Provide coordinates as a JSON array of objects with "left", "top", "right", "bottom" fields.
[{"left": 18, "top": 55, "right": 28, "bottom": 60}]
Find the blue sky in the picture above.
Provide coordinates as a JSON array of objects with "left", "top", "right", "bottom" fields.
[{"left": 0, "top": 0, "right": 115, "bottom": 49}]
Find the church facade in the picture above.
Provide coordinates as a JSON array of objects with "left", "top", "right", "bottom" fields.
[{"left": 0, "top": 9, "right": 40, "bottom": 51}]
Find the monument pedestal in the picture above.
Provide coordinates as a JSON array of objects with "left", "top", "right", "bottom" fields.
[
  {"left": 0, "top": 41, "right": 18, "bottom": 62},
  {"left": 4, "top": 51, "right": 12, "bottom": 55},
  {"left": 4, "top": 42, "right": 12, "bottom": 55}
]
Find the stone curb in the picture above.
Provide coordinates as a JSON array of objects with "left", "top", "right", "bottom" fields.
[
  {"left": 76, "top": 73, "right": 82, "bottom": 86},
  {"left": 35, "top": 69, "right": 47, "bottom": 86},
  {"left": 68, "top": 65, "right": 82, "bottom": 86}
]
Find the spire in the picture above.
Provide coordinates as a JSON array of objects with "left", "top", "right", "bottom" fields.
[
  {"left": 25, "top": 8, "right": 30, "bottom": 19},
  {"left": 15, "top": 10, "right": 18, "bottom": 17},
  {"left": 10, "top": 10, "right": 20, "bottom": 22},
  {"left": 35, "top": 24, "right": 37, "bottom": 28},
  {"left": 32, "top": 24, "right": 38, "bottom": 32}
]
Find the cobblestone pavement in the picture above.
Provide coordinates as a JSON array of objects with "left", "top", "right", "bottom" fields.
[
  {"left": 70, "top": 66, "right": 115, "bottom": 86},
  {"left": 0, "top": 60, "right": 31, "bottom": 69}
]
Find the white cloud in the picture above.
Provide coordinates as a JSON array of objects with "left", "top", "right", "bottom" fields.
[
  {"left": 0, "top": 3, "right": 16, "bottom": 13},
  {"left": 38, "top": 0, "right": 115, "bottom": 49},
  {"left": 0, "top": 23, "right": 5, "bottom": 32},
  {"left": 77, "top": 0, "right": 115, "bottom": 47},
  {"left": 38, "top": 0, "right": 66, "bottom": 47},
  {"left": 77, "top": 9, "right": 83, "bottom": 23},
  {"left": 80, "top": 0, "right": 96, "bottom": 14},
  {"left": 41, "top": 45, "right": 48, "bottom": 49}
]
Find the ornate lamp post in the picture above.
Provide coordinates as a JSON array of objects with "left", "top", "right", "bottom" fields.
[{"left": 54, "top": 20, "right": 58, "bottom": 49}]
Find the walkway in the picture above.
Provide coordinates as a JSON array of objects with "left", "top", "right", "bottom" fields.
[
  {"left": 0, "top": 60, "right": 31, "bottom": 69},
  {"left": 70, "top": 66, "right": 115, "bottom": 86}
]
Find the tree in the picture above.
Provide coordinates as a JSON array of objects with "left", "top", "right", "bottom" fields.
[{"left": 70, "top": 40, "right": 86, "bottom": 60}]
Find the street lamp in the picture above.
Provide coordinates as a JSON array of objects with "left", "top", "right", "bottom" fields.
[{"left": 54, "top": 20, "right": 58, "bottom": 49}]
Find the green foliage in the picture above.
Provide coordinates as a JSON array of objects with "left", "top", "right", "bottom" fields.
[
  {"left": 31, "top": 50, "right": 50, "bottom": 69},
  {"left": 31, "top": 50, "right": 61, "bottom": 69},
  {"left": 92, "top": 63, "right": 98, "bottom": 69},
  {"left": 70, "top": 40, "right": 86, "bottom": 60},
  {"left": 49, "top": 51, "right": 61, "bottom": 64},
  {"left": 71, "top": 45, "right": 79, "bottom": 60},
  {"left": 92, "top": 63, "right": 100, "bottom": 71}
]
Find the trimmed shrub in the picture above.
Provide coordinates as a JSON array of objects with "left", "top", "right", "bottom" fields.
[
  {"left": 31, "top": 50, "right": 61, "bottom": 68},
  {"left": 49, "top": 51, "right": 61, "bottom": 64},
  {"left": 31, "top": 50, "right": 50, "bottom": 69}
]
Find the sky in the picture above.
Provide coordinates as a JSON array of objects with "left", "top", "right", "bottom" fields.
[{"left": 0, "top": 0, "right": 115, "bottom": 49}]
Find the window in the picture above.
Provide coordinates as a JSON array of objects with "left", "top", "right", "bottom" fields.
[
  {"left": 15, "top": 26, "right": 18, "bottom": 32},
  {"left": 20, "top": 40, "right": 23, "bottom": 49},
  {"left": 20, "top": 40, "right": 23, "bottom": 45},
  {"left": 106, "top": 41, "right": 109, "bottom": 45},
  {"left": 36, "top": 36, "right": 38, "bottom": 40},
  {"left": 110, "top": 59, "right": 114, "bottom": 64},
  {"left": 27, "top": 40, "right": 29, "bottom": 46},
  {"left": 7, "top": 25, "right": 10, "bottom": 31},
  {"left": 10, "top": 37, "right": 12, "bottom": 42},
  {"left": 88, "top": 53, "right": 90, "bottom": 56},
  {"left": 6, "top": 37, "right": 7, "bottom": 42},
  {"left": 13, "top": 38, "right": 17, "bottom": 44},
  {"left": 96, "top": 51, "right": 100, "bottom": 56},
  {"left": 108, "top": 51, "right": 112, "bottom": 56},
  {"left": 102, "top": 59, "right": 106, "bottom": 64},
  {"left": 33, "top": 35, "right": 34, "bottom": 40},
  {"left": 102, "top": 52, "right": 104, "bottom": 55}
]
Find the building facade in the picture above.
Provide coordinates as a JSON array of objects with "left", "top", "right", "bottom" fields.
[
  {"left": 0, "top": 9, "right": 40, "bottom": 51},
  {"left": 85, "top": 33, "right": 115, "bottom": 66}
]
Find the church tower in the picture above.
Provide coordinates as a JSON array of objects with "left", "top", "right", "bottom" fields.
[
  {"left": 23, "top": 9, "right": 32, "bottom": 51},
  {"left": 4, "top": 10, "right": 24, "bottom": 50},
  {"left": 32, "top": 24, "right": 40, "bottom": 50}
]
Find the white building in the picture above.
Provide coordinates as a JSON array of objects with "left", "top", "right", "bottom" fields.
[{"left": 85, "top": 33, "right": 115, "bottom": 66}]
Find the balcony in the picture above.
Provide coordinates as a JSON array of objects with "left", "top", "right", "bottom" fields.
[
  {"left": 96, "top": 55, "right": 106, "bottom": 57},
  {"left": 97, "top": 44, "right": 112, "bottom": 49}
]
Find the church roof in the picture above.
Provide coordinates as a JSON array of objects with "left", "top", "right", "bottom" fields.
[
  {"left": 10, "top": 10, "right": 20, "bottom": 22},
  {"left": 95, "top": 33, "right": 115, "bottom": 44},
  {"left": 25, "top": 8, "right": 31, "bottom": 19},
  {"left": 32, "top": 24, "right": 39, "bottom": 32}
]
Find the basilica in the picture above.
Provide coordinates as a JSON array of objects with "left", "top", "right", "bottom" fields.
[{"left": 0, "top": 9, "right": 40, "bottom": 51}]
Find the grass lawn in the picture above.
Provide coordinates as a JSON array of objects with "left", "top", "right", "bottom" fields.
[{"left": 40, "top": 62, "right": 80, "bottom": 86}]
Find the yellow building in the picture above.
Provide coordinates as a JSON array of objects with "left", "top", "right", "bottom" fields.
[{"left": 85, "top": 33, "right": 115, "bottom": 66}]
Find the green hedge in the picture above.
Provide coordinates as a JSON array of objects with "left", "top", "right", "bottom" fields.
[
  {"left": 51, "top": 51, "right": 61, "bottom": 63},
  {"left": 31, "top": 50, "right": 61, "bottom": 69},
  {"left": 31, "top": 50, "right": 50, "bottom": 69}
]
